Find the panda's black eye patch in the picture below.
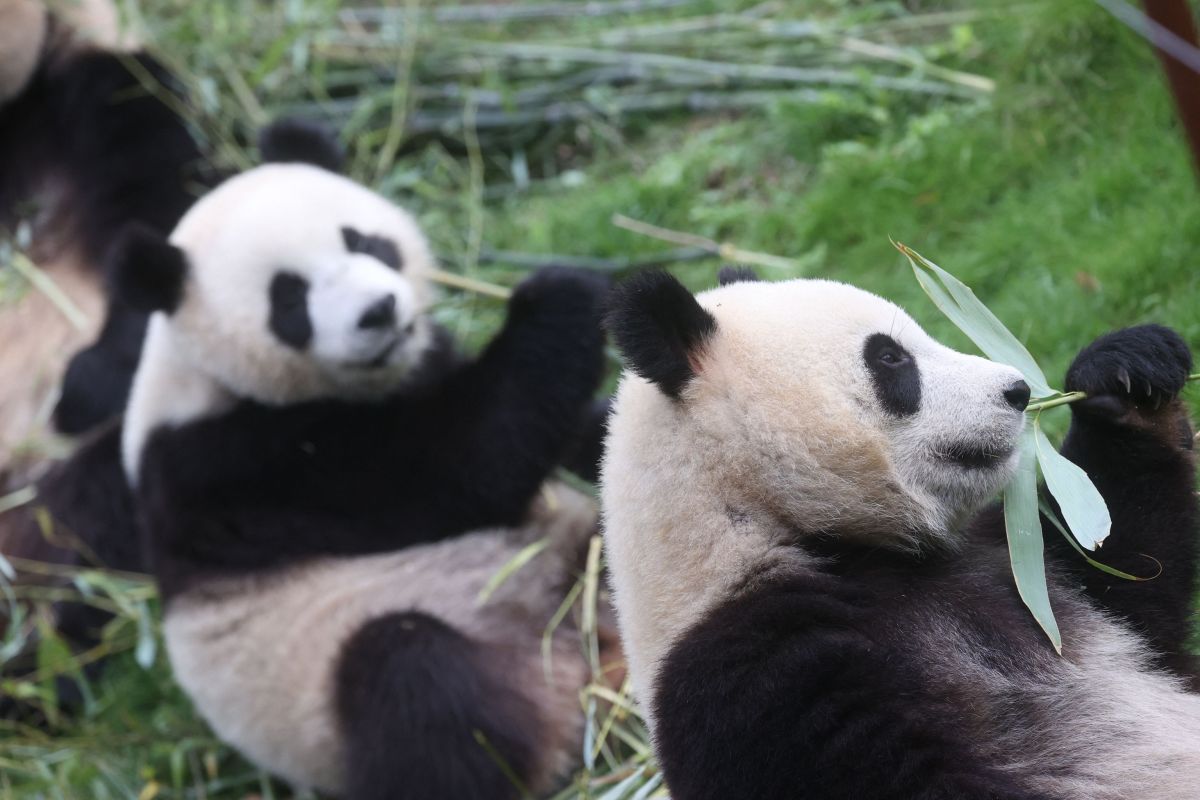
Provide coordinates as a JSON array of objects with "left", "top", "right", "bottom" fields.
[
  {"left": 269, "top": 271, "right": 313, "bottom": 350},
  {"left": 864, "top": 333, "right": 920, "bottom": 416},
  {"left": 341, "top": 226, "right": 402, "bottom": 271}
]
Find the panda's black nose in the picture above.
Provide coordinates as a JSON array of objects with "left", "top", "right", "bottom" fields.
[
  {"left": 1003, "top": 380, "right": 1031, "bottom": 412},
  {"left": 358, "top": 294, "right": 397, "bottom": 330}
]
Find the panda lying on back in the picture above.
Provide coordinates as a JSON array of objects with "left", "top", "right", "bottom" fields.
[
  {"left": 110, "top": 121, "right": 615, "bottom": 799},
  {"left": 602, "top": 269, "right": 1200, "bottom": 800}
]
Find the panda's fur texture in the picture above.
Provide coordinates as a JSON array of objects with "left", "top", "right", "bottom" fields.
[
  {"left": 112, "top": 123, "right": 615, "bottom": 798},
  {"left": 601, "top": 269, "right": 1200, "bottom": 800},
  {"left": 0, "top": 0, "right": 203, "bottom": 721},
  {"left": 0, "top": 0, "right": 203, "bottom": 445}
]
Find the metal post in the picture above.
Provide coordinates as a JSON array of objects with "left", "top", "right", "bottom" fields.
[{"left": 1142, "top": 0, "right": 1200, "bottom": 175}]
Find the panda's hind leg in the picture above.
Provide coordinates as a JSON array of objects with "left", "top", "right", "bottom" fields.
[{"left": 334, "top": 610, "right": 545, "bottom": 800}]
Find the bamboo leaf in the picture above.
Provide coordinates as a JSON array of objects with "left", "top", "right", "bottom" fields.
[
  {"left": 476, "top": 538, "right": 550, "bottom": 605},
  {"left": 134, "top": 600, "right": 158, "bottom": 670},
  {"left": 1003, "top": 424, "right": 1061, "bottom": 653},
  {"left": 1033, "top": 424, "right": 1111, "bottom": 551},
  {"left": 896, "top": 242, "right": 1053, "bottom": 397}
]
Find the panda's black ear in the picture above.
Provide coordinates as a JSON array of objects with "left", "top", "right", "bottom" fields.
[
  {"left": 606, "top": 270, "right": 717, "bottom": 399},
  {"left": 718, "top": 265, "right": 760, "bottom": 286},
  {"left": 109, "top": 223, "right": 188, "bottom": 314},
  {"left": 258, "top": 117, "right": 345, "bottom": 173}
]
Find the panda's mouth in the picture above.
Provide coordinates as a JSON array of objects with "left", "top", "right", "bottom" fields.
[
  {"left": 348, "top": 338, "right": 400, "bottom": 370},
  {"left": 934, "top": 440, "right": 1015, "bottom": 470}
]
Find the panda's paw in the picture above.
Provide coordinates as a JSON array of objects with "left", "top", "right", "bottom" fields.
[
  {"left": 1065, "top": 325, "right": 1193, "bottom": 424},
  {"left": 508, "top": 266, "right": 610, "bottom": 331}
]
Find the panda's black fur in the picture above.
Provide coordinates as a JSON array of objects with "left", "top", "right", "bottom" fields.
[
  {"left": 136, "top": 267, "right": 607, "bottom": 600},
  {"left": 0, "top": 4, "right": 205, "bottom": 435},
  {"left": 604, "top": 270, "right": 1200, "bottom": 800}
]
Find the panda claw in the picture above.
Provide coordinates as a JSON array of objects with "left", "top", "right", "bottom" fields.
[{"left": 1117, "top": 366, "right": 1132, "bottom": 394}]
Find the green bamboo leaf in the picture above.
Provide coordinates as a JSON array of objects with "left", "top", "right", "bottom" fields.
[
  {"left": 896, "top": 243, "right": 1053, "bottom": 397},
  {"left": 134, "top": 600, "right": 158, "bottom": 670},
  {"left": 1033, "top": 424, "right": 1111, "bottom": 551},
  {"left": 1004, "top": 424, "right": 1061, "bottom": 653},
  {"left": 476, "top": 538, "right": 550, "bottom": 605}
]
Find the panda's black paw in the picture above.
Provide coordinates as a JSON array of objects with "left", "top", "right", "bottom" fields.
[
  {"left": 508, "top": 266, "right": 610, "bottom": 331},
  {"left": 1065, "top": 325, "right": 1193, "bottom": 420}
]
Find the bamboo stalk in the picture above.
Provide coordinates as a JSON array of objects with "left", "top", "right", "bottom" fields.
[
  {"left": 453, "top": 41, "right": 987, "bottom": 97},
  {"left": 1025, "top": 374, "right": 1200, "bottom": 413},
  {"left": 427, "top": 268, "right": 512, "bottom": 299},
  {"left": 7, "top": 253, "right": 89, "bottom": 332},
  {"left": 340, "top": 0, "right": 690, "bottom": 25},
  {"left": 612, "top": 214, "right": 813, "bottom": 273}
]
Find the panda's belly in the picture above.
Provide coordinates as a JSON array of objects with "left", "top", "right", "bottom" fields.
[{"left": 163, "top": 525, "right": 577, "bottom": 794}]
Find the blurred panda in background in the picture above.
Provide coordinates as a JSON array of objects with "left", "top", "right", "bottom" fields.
[
  {"left": 0, "top": 0, "right": 204, "bottom": 470},
  {"left": 0, "top": 0, "right": 204, "bottom": 721}
]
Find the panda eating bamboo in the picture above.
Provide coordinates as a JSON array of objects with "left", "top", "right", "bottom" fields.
[
  {"left": 104, "top": 120, "right": 618, "bottom": 799},
  {"left": 602, "top": 267, "right": 1200, "bottom": 800}
]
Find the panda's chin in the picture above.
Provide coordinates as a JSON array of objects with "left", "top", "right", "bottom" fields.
[
  {"left": 344, "top": 337, "right": 402, "bottom": 371},
  {"left": 326, "top": 356, "right": 412, "bottom": 395}
]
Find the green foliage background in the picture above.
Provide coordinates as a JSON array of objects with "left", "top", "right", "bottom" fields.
[{"left": 3, "top": 0, "right": 1199, "bottom": 797}]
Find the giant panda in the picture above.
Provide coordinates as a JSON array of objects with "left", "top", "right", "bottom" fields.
[
  {"left": 0, "top": 0, "right": 204, "bottom": 721},
  {"left": 103, "top": 121, "right": 618, "bottom": 798},
  {"left": 0, "top": 0, "right": 203, "bottom": 453},
  {"left": 600, "top": 268, "right": 1200, "bottom": 800}
]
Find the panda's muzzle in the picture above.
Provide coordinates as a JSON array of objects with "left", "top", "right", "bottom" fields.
[
  {"left": 349, "top": 337, "right": 402, "bottom": 370},
  {"left": 934, "top": 440, "right": 1015, "bottom": 470}
]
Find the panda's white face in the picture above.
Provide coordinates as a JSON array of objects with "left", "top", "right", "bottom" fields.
[
  {"left": 609, "top": 277, "right": 1029, "bottom": 547},
  {"left": 166, "top": 163, "right": 437, "bottom": 404},
  {"left": 120, "top": 163, "right": 441, "bottom": 478}
]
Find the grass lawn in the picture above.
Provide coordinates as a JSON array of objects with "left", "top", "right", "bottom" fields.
[{"left": 2, "top": 0, "right": 1199, "bottom": 797}]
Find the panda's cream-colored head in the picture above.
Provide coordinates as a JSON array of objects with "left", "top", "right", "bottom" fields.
[
  {"left": 0, "top": 0, "right": 141, "bottom": 105},
  {"left": 600, "top": 269, "right": 1029, "bottom": 725},
  {"left": 118, "top": 162, "right": 438, "bottom": 479},
  {"left": 0, "top": 0, "right": 48, "bottom": 104}
]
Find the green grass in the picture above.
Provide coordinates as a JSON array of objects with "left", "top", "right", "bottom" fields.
[{"left": 3, "top": 0, "right": 1200, "bottom": 797}]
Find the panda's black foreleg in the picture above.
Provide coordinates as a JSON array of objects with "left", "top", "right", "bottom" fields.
[
  {"left": 430, "top": 267, "right": 608, "bottom": 521},
  {"left": 558, "top": 396, "right": 613, "bottom": 484},
  {"left": 653, "top": 572, "right": 1049, "bottom": 800},
  {"left": 334, "top": 611, "right": 544, "bottom": 800},
  {"left": 1047, "top": 325, "right": 1199, "bottom": 666}
]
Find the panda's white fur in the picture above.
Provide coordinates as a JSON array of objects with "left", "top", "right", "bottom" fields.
[
  {"left": 603, "top": 278, "right": 1025, "bottom": 714},
  {"left": 0, "top": 0, "right": 139, "bottom": 106},
  {"left": 165, "top": 483, "right": 595, "bottom": 793},
  {"left": 0, "top": 0, "right": 47, "bottom": 104},
  {"left": 601, "top": 274, "right": 1200, "bottom": 799},
  {"left": 122, "top": 163, "right": 438, "bottom": 480}
]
